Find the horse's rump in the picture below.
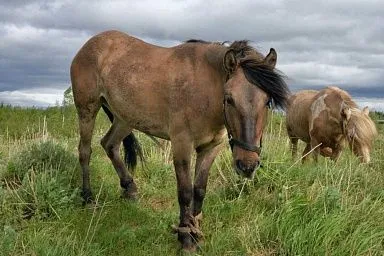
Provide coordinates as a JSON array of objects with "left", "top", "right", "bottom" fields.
[{"left": 286, "top": 90, "right": 318, "bottom": 143}]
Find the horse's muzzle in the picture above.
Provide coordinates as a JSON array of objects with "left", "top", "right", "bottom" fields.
[{"left": 235, "top": 160, "right": 260, "bottom": 178}]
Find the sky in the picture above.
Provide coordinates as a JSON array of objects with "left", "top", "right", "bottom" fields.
[{"left": 0, "top": 0, "right": 383, "bottom": 108}]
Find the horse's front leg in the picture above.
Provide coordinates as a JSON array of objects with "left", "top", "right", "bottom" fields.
[
  {"left": 302, "top": 143, "right": 311, "bottom": 163},
  {"left": 310, "top": 138, "right": 321, "bottom": 162},
  {"left": 330, "top": 144, "right": 343, "bottom": 162},
  {"left": 192, "top": 141, "right": 223, "bottom": 238},
  {"left": 171, "top": 138, "right": 195, "bottom": 251}
]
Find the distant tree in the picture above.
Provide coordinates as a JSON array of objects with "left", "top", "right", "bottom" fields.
[{"left": 63, "top": 86, "right": 74, "bottom": 106}]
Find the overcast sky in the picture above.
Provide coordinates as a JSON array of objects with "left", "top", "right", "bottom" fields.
[{"left": 0, "top": 0, "right": 383, "bottom": 107}]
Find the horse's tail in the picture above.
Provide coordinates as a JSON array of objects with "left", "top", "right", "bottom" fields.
[{"left": 101, "top": 105, "right": 144, "bottom": 172}]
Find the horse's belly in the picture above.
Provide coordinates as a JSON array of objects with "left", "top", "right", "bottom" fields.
[
  {"left": 129, "top": 118, "right": 170, "bottom": 140},
  {"left": 139, "top": 127, "right": 170, "bottom": 140},
  {"left": 286, "top": 113, "right": 310, "bottom": 142}
]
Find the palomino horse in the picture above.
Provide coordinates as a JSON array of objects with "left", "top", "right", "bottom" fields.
[
  {"left": 70, "top": 30, "right": 289, "bottom": 251},
  {"left": 286, "top": 86, "right": 377, "bottom": 163}
]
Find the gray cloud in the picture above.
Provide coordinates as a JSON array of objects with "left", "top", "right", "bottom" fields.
[
  {"left": 0, "top": 88, "right": 64, "bottom": 107},
  {"left": 0, "top": 0, "right": 383, "bottom": 106}
]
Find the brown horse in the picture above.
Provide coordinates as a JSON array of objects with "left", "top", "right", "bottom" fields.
[
  {"left": 70, "top": 30, "right": 289, "bottom": 251},
  {"left": 286, "top": 86, "right": 377, "bottom": 163}
]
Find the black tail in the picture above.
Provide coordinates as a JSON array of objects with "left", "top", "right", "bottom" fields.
[{"left": 101, "top": 105, "right": 144, "bottom": 172}]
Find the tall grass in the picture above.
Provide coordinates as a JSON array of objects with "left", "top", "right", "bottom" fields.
[{"left": 0, "top": 106, "right": 383, "bottom": 255}]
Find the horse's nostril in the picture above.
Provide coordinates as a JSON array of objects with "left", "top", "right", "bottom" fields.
[
  {"left": 236, "top": 160, "right": 245, "bottom": 171},
  {"left": 246, "top": 163, "right": 256, "bottom": 174},
  {"left": 255, "top": 161, "right": 260, "bottom": 168}
]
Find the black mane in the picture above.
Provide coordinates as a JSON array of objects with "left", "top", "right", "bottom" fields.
[
  {"left": 229, "top": 41, "right": 290, "bottom": 110},
  {"left": 185, "top": 39, "right": 211, "bottom": 44},
  {"left": 228, "top": 40, "right": 255, "bottom": 58},
  {"left": 185, "top": 39, "right": 290, "bottom": 109},
  {"left": 185, "top": 39, "right": 227, "bottom": 46}
]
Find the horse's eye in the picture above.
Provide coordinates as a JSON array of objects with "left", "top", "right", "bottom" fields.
[
  {"left": 266, "top": 99, "right": 272, "bottom": 109},
  {"left": 225, "top": 96, "right": 234, "bottom": 106}
]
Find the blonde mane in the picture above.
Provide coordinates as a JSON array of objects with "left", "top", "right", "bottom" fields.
[
  {"left": 327, "top": 86, "right": 377, "bottom": 148},
  {"left": 347, "top": 108, "right": 378, "bottom": 148}
]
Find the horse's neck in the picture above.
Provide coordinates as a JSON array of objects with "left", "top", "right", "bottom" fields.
[{"left": 205, "top": 45, "right": 228, "bottom": 81}]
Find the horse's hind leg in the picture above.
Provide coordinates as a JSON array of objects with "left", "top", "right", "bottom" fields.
[
  {"left": 71, "top": 56, "right": 101, "bottom": 203},
  {"left": 101, "top": 121, "right": 137, "bottom": 200},
  {"left": 77, "top": 104, "right": 100, "bottom": 203}
]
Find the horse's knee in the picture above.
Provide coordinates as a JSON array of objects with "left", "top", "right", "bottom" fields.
[
  {"left": 78, "top": 145, "right": 91, "bottom": 164},
  {"left": 174, "top": 159, "right": 189, "bottom": 170}
]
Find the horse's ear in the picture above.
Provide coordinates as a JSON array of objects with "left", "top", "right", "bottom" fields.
[
  {"left": 223, "top": 49, "right": 237, "bottom": 74},
  {"left": 264, "top": 48, "right": 277, "bottom": 68},
  {"left": 362, "top": 106, "right": 369, "bottom": 115}
]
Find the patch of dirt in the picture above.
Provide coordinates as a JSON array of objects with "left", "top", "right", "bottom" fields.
[{"left": 147, "top": 197, "right": 174, "bottom": 211}]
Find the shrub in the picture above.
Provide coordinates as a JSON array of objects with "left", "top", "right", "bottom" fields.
[
  {"left": 5, "top": 140, "right": 78, "bottom": 183},
  {"left": 2, "top": 140, "right": 80, "bottom": 220}
]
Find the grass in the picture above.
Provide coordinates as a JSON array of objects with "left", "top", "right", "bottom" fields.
[{"left": 0, "top": 104, "right": 383, "bottom": 255}]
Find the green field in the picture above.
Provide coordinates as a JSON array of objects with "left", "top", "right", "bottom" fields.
[{"left": 0, "top": 105, "right": 383, "bottom": 255}]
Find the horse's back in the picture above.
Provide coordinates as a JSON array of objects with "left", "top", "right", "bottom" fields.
[
  {"left": 70, "top": 30, "right": 155, "bottom": 75},
  {"left": 70, "top": 30, "right": 170, "bottom": 106},
  {"left": 286, "top": 90, "right": 318, "bottom": 142}
]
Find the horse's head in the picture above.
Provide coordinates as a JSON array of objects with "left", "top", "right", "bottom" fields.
[
  {"left": 343, "top": 106, "right": 378, "bottom": 163},
  {"left": 222, "top": 43, "right": 289, "bottom": 178}
]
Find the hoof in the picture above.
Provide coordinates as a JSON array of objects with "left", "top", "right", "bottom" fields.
[
  {"left": 172, "top": 223, "right": 202, "bottom": 253},
  {"left": 178, "top": 232, "right": 196, "bottom": 253},
  {"left": 191, "top": 233, "right": 204, "bottom": 246},
  {"left": 120, "top": 179, "right": 138, "bottom": 200},
  {"left": 81, "top": 189, "right": 93, "bottom": 204},
  {"left": 180, "top": 245, "right": 197, "bottom": 254},
  {"left": 121, "top": 189, "right": 138, "bottom": 201}
]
